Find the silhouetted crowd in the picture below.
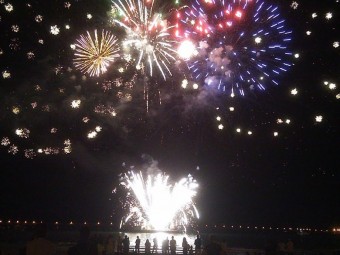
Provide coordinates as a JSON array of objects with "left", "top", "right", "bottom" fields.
[{"left": 10, "top": 224, "right": 297, "bottom": 255}]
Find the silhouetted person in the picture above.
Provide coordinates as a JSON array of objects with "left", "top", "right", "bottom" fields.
[
  {"left": 145, "top": 239, "right": 151, "bottom": 255},
  {"left": 123, "top": 235, "right": 130, "bottom": 255},
  {"left": 182, "top": 237, "right": 188, "bottom": 255},
  {"left": 170, "top": 236, "right": 176, "bottom": 255},
  {"left": 26, "top": 224, "right": 56, "bottom": 255},
  {"left": 286, "top": 240, "right": 294, "bottom": 255},
  {"left": 68, "top": 226, "right": 98, "bottom": 255},
  {"left": 189, "top": 246, "right": 194, "bottom": 255},
  {"left": 152, "top": 238, "right": 158, "bottom": 254},
  {"left": 162, "top": 237, "right": 169, "bottom": 254},
  {"left": 105, "top": 235, "right": 115, "bottom": 255},
  {"left": 97, "top": 234, "right": 105, "bottom": 255},
  {"left": 264, "top": 240, "right": 276, "bottom": 255},
  {"left": 203, "top": 235, "right": 222, "bottom": 255},
  {"left": 118, "top": 236, "right": 123, "bottom": 254},
  {"left": 135, "top": 236, "right": 141, "bottom": 254},
  {"left": 277, "top": 241, "right": 285, "bottom": 255},
  {"left": 194, "top": 235, "right": 202, "bottom": 255}
]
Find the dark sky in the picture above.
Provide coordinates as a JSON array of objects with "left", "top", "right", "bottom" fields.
[{"left": 0, "top": 0, "right": 339, "bottom": 228}]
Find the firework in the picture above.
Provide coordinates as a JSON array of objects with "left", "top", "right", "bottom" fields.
[
  {"left": 73, "top": 30, "right": 120, "bottom": 77},
  {"left": 175, "top": 0, "right": 293, "bottom": 96},
  {"left": 111, "top": 0, "right": 177, "bottom": 79},
  {"left": 119, "top": 171, "right": 199, "bottom": 231}
]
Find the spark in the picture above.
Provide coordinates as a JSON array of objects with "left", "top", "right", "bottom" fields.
[
  {"left": 325, "top": 12, "right": 333, "bottom": 20},
  {"left": 290, "top": 1, "right": 299, "bottom": 9},
  {"left": 1, "top": 137, "right": 10, "bottom": 146},
  {"left": 11, "top": 25, "right": 19, "bottom": 32},
  {"left": 71, "top": 100, "right": 81, "bottom": 108},
  {"left": 329, "top": 83, "right": 336, "bottom": 90},
  {"left": 64, "top": 2, "right": 71, "bottom": 8},
  {"left": 291, "top": 88, "right": 298, "bottom": 95},
  {"left": 315, "top": 115, "right": 323, "bottom": 123},
  {"left": 236, "top": 128, "right": 241, "bottom": 133},
  {"left": 306, "top": 31, "right": 312, "bottom": 36},
  {"left": 64, "top": 140, "right": 72, "bottom": 154},
  {"left": 8, "top": 145, "right": 19, "bottom": 155},
  {"left": 87, "top": 131, "right": 98, "bottom": 139},
  {"left": 35, "top": 15, "right": 43, "bottom": 22},
  {"left": 15, "top": 128, "right": 30, "bottom": 139},
  {"left": 2, "top": 70, "right": 11, "bottom": 79},
  {"left": 178, "top": 40, "right": 197, "bottom": 60},
  {"left": 12, "top": 106, "right": 20, "bottom": 114},
  {"left": 5, "top": 3, "right": 13, "bottom": 12},
  {"left": 254, "top": 37, "right": 262, "bottom": 44},
  {"left": 274, "top": 132, "right": 279, "bottom": 137},
  {"left": 27, "top": 52, "right": 35, "bottom": 59},
  {"left": 73, "top": 30, "right": 120, "bottom": 77},
  {"left": 181, "top": 79, "right": 188, "bottom": 89},
  {"left": 218, "top": 124, "right": 224, "bottom": 130},
  {"left": 50, "top": 25, "right": 60, "bottom": 35},
  {"left": 24, "top": 149, "right": 36, "bottom": 159},
  {"left": 312, "top": 13, "right": 318, "bottom": 19},
  {"left": 82, "top": 117, "right": 90, "bottom": 123},
  {"left": 87, "top": 13, "right": 92, "bottom": 19},
  {"left": 333, "top": 42, "right": 339, "bottom": 48}
]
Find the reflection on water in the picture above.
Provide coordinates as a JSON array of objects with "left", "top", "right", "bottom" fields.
[{"left": 121, "top": 232, "right": 197, "bottom": 246}]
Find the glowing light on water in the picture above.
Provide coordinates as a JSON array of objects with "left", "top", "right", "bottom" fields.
[{"left": 120, "top": 171, "right": 199, "bottom": 230}]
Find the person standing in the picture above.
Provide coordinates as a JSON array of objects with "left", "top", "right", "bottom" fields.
[
  {"left": 122, "top": 235, "right": 130, "bottom": 255},
  {"left": 169, "top": 236, "right": 176, "bottom": 255},
  {"left": 145, "top": 239, "right": 151, "bottom": 255},
  {"left": 27, "top": 224, "right": 57, "bottom": 255},
  {"left": 68, "top": 226, "right": 98, "bottom": 255},
  {"left": 182, "top": 237, "right": 188, "bottom": 255},
  {"left": 203, "top": 235, "right": 222, "bottom": 255},
  {"left": 105, "top": 235, "right": 115, "bottom": 255},
  {"left": 152, "top": 237, "right": 158, "bottom": 254},
  {"left": 135, "top": 236, "right": 141, "bottom": 254},
  {"left": 194, "top": 235, "right": 202, "bottom": 255},
  {"left": 162, "top": 237, "right": 169, "bottom": 254}
]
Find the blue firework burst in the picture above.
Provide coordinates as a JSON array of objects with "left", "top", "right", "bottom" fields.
[{"left": 176, "top": 0, "right": 293, "bottom": 96}]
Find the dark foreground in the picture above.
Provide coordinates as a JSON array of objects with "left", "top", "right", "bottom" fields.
[{"left": 0, "top": 228, "right": 340, "bottom": 255}]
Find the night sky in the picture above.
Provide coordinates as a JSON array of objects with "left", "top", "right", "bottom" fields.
[{"left": 0, "top": 0, "right": 339, "bottom": 229}]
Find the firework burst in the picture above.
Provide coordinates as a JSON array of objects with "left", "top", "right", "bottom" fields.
[
  {"left": 175, "top": 0, "right": 293, "bottom": 96},
  {"left": 111, "top": 0, "right": 177, "bottom": 80},
  {"left": 118, "top": 171, "right": 199, "bottom": 231},
  {"left": 73, "top": 29, "right": 120, "bottom": 77}
]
